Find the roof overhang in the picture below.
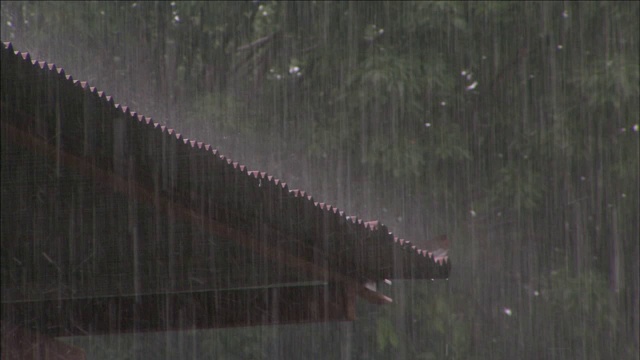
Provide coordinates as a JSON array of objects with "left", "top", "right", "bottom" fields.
[{"left": 1, "top": 42, "right": 449, "bottom": 335}]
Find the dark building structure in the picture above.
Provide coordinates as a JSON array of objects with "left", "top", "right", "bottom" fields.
[{"left": 1, "top": 42, "right": 449, "bottom": 358}]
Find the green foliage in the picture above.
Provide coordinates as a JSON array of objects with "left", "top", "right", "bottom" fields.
[
  {"left": 536, "top": 269, "right": 631, "bottom": 359},
  {"left": 375, "top": 316, "right": 399, "bottom": 352},
  {"left": 252, "top": 2, "right": 281, "bottom": 39},
  {"left": 365, "top": 281, "right": 471, "bottom": 359},
  {"left": 489, "top": 161, "right": 544, "bottom": 211},
  {"left": 430, "top": 122, "right": 472, "bottom": 162}
]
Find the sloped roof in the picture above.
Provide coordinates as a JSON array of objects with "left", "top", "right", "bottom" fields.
[{"left": 1, "top": 42, "right": 449, "bottom": 286}]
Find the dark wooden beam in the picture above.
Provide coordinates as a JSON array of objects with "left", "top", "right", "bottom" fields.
[
  {"left": 3, "top": 283, "right": 356, "bottom": 337},
  {"left": 1, "top": 120, "right": 392, "bottom": 306}
]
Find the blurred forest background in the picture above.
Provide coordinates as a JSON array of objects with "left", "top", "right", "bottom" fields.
[{"left": 1, "top": 1, "right": 638, "bottom": 359}]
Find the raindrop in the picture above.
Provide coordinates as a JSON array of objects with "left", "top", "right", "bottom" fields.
[
  {"left": 461, "top": 70, "right": 468, "bottom": 76},
  {"left": 263, "top": 11, "right": 269, "bottom": 16},
  {"left": 440, "top": 101, "right": 446, "bottom": 106},
  {"left": 170, "top": 1, "right": 176, "bottom": 7},
  {"left": 424, "top": 122, "right": 431, "bottom": 127},
  {"left": 466, "top": 73, "right": 473, "bottom": 81},
  {"left": 562, "top": 10, "right": 569, "bottom": 18},
  {"left": 534, "top": 290, "right": 540, "bottom": 296},
  {"left": 6, "top": 20, "right": 12, "bottom": 27},
  {"left": 174, "top": 15, "right": 180, "bottom": 22},
  {"left": 466, "top": 81, "right": 478, "bottom": 91},
  {"left": 100, "top": 10, "right": 105, "bottom": 16},
  {"left": 131, "top": 2, "right": 137, "bottom": 8},
  {"left": 619, "top": 127, "right": 626, "bottom": 133},
  {"left": 621, "top": 193, "right": 626, "bottom": 198},
  {"left": 632, "top": 124, "right": 639, "bottom": 132},
  {"left": 378, "top": 28, "right": 384, "bottom": 35},
  {"left": 557, "top": 44, "right": 563, "bottom": 50},
  {"left": 503, "top": 307, "right": 512, "bottom": 316},
  {"left": 580, "top": 176, "right": 586, "bottom": 181},
  {"left": 289, "top": 66, "right": 300, "bottom": 74},
  {"left": 470, "top": 210, "right": 477, "bottom": 217}
]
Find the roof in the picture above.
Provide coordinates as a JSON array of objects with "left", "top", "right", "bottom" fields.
[{"left": 1, "top": 42, "right": 450, "bottom": 334}]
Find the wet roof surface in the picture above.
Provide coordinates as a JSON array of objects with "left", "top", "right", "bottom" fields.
[{"left": 1, "top": 42, "right": 450, "bottom": 282}]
